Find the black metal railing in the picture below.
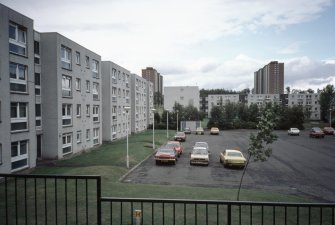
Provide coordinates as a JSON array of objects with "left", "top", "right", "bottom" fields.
[
  {"left": 0, "top": 173, "right": 101, "bottom": 225},
  {"left": 101, "top": 197, "right": 335, "bottom": 225},
  {"left": 1, "top": 173, "right": 335, "bottom": 225}
]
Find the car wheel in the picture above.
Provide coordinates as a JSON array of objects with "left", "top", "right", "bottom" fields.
[
  {"left": 190, "top": 161, "right": 192, "bottom": 166},
  {"left": 220, "top": 158, "right": 222, "bottom": 163},
  {"left": 173, "top": 161, "right": 176, "bottom": 165},
  {"left": 156, "top": 161, "right": 159, "bottom": 165}
]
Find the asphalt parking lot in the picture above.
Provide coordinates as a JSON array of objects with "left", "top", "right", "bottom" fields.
[{"left": 122, "top": 130, "right": 335, "bottom": 202}]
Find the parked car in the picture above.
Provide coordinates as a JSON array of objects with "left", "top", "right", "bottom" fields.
[
  {"left": 190, "top": 147, "right": 209, "bottom": 166},
  {"left": 183, "top": 127, "right": 192, "bottom": 134},
  {"left": 195, "top": 127, "right": 204, "bottom": 135},
  {"left": 154, "top": 146, "right": 178, "bottom": 165},
  {"left": 174, "top": 132, "right": 186, "bottom": 142},
  {"left": 323, "top": 127, "right": 335, "bottom": 135},
  {"left": 219, "top": 149, "right": 246, "bottom": 168},
  {"left": 309, "top": 127, "right": 325, "bottom": 138},
  {"left": 166, "top": 141, "right": 184, "bottom": 157},
  {"left": 210, "top": 127, "right": 220, "bottom": 135},
  {"left": 194, "top": 142, "right": 209, "bottom": 151},
  {"left": 288, "top": 128, "right": 300, "bottom": 136}
]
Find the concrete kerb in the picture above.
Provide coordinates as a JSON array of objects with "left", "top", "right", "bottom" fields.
[{"left": 118, "top": 151, "right": 154, "bottom": 182}]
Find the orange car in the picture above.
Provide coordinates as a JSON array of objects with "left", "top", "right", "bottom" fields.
[{"left": 166, "top": 141, "right": 184, "bottom": 156}]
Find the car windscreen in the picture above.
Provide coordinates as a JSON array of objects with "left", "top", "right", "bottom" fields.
[
  {"left": 195, "top": 143, "right": 208, "bottom": 148},
  {"left": 176, "top": 132, "right": 184, "bottom": 136},
  {"left": 158, "top": 148, "right": 174, "bottom": 154},
  {"left": 166, "top": 143, "right": 178, "bottom": 148},
  {"left": 227, "top": 152, "right": 243, "bottom": 157},
  {"left": 192, "top": 148, "right": 208, "bottom": 155}
]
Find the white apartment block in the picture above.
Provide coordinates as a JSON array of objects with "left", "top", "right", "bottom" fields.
[
  {"left": 131, "top": 74, "right": 154, "bottom": 133},
  {"left": 101, "top": 61, "right": 131, "bottom": 141},
  {"left": 40, "top": 32, "right": 102, "bottom": 159},
  {"left": 164, "top": 86, "right": 200, "bottom": 111},
  {"left": 0, "top": 4, "right": 37, "bottom": 173},
  {"left": 207, "top": 94, "right": 240, "bottom": 118},
  {"left": 247, "top": 94, "right": 280, "bottom": 107},
  {"left": 288, "top": 93, "right": 321, "bottom": 120}
]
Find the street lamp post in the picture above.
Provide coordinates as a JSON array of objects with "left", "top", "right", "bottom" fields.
[
  {"left": 151, "top": 108, "right": 156, "bottom": 149},
  {"left": 166, "top": 110, "right": 169, "bottom": 139},
  {"left": 124, "top": 106, "right": 131, "bottom": 169},
  {"left": 176, "top": 110, "right": 179, "bottom": 132},
  {"left": 330, "top": 108, "right": 333, "bottom": 127}
]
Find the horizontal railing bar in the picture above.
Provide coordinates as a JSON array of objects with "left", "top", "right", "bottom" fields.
[
  {"left": 0, "top": 173, "right": 100, "bottom": 180},
  {"left": 100, "top": 197, "right": 335, "bottom": 207}
]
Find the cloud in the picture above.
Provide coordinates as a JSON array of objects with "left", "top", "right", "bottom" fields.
[{"left": 278, "top": 42, "right": 306, "bottom": 54}]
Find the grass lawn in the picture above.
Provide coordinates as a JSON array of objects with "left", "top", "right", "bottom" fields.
[{"left": 31, "top": 129, "right": 311, "bottom": 203}]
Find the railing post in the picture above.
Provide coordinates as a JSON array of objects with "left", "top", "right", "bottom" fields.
[
  {"left": 97, "top": 176, "right": 102, "bottom": 225},
  {"left": 227, "top": 204, "right": 231, "bottom": 225}
]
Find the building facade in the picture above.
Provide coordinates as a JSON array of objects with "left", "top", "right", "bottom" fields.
[
  {"left": 164, "top": 86, "right": 200, "bottom": 111},
  {"left": 254, "top": 61, "right": 284, "bottom": 94},
  {"left": 141, "top": 67, "right": 163, "bottom": 105},
  {"left": 40, "top": 32, "right": 102, "bottom": 159},
  {"left": 288, "top": 93, "right": 321, "bottom": 120},
  {"left": 101, "top": 61, "right": 131, "bottom": 142},
  {"left": 0, "top": 4, "right": 37, "bottom": 173}
]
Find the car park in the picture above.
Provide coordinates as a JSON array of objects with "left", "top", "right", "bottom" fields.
[
  {"left": 183, "top": 127, "right": 192, "bottom": 134},
  {"left": 210, "top": 127, "right": 220, "bottom": 135},
  {"left": 219, "top": 149, "right": 246, "bottom": 168},
  {"left": 323, "top": 127, "right": 334, "bottom": 135},
  {"left": 288, "top": 128, "right": 300, "bottom": 136},
  {"left": 309, "top": 127, "right": 325, "bottom": 138},
  {"left": 154, "top": 146, "right": 178, "bottom": 165},
  {"left": 166, "top": 141, "right": 184, "bottom": 157},
  {"left": 190, "top": 147, "right": 209, "bottom": 166},
  {"left": 174, "top": 132, "right": 186, "bottom": 142},
  {"left": 195, "top": 127, "right": 204, "bottom": 135}
]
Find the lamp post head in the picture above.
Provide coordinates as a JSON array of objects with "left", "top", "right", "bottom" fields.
[
  {"left": 151, "top": 108, "right": 156, "bottom": 112},
  {"left": 124, "top": 106, "right": 131, "bottom": 112}
]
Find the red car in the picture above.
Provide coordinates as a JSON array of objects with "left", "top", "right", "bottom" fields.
[
  {"left": 323, "top": 127, "right": 334, "bottom": 135},
  {"left": 309, "top": 127, "right": 325, "bottom": 138},
  {"left": 154, "top": 146, "right": 178, "bottom": 165},
  {"left": 166, "top": 141, "right": 184, "bottom": 157}
]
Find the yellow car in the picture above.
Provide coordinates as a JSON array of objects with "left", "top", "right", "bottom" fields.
[
  {"left": 220, "top": 149, "right": 246, "bottom": 168},
  {"left": 210, "top": 127, "right": 220, "bottom": 135}
]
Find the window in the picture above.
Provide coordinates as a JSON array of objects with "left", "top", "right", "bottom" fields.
[
  {"left": 9, "top": 22, "right": 27, "bottom": 56},
  {"left": 77, "top": 131, "right": 82, "bottom": 144},
  {"left": 75, "top": 52, "right": 81, "bottom": 65},
  {"left": 34, "top": 41, "right": 40, "bottom": 64},
  {"left": 11, "top": 140, "right": 28, "bottom": 171},
  {"left": 93, "top": 105, "right": 99, "bottom": 122},
  {"left": 62, "top": 104, "right": 72, "bottom": 126},
  {"left": 86, "top": 80, "right": 90, "bottom": 92},
  {"left": 92, "top": 82, "right": 99, "bottom": 100},
  {"left": 35, "top": 104, "right": 42, "bottom": 128},
  {"left": 62, "top": 75, "right": 72, "bottom": 97},
  {"left": 62, "top": 133, "right": 72, "bottom": 155},
  {"left": 85, "top": 56, "right": 90, "bottom": 68},
  {"left": 10, "top": 62, "right": 27, "bottom": 93},
  {"left": 86, "top": 129, "right": 90, "bottom": 141},
  {"left": 75, "top": 78, "right": 81, "bottom": 91},
  {"left": 76, "top": 104, "right": 81, "bottom": 117},
  {"left": 61, "top": 45, "right": 72, "bottom": 70},
  {"left": 86, "top": 104, "right": 90, "bottom": 117},
  {"left": 93, "top": 128, "right": 99, "bottom": 145},
  {"left": 11, "top": 102, "right": 28, "bottom": 132},
  {"left": 35, "top": 73, "right": 41, "bottom": 95},
  {"left": 0, "top": 143, "right": 2, "bottom": 165},
  {"left": 92, "top": 60, "right": 99, "bottom": 78}
]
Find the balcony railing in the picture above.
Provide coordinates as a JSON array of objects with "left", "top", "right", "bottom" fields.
[{"left": 1, "top": 174, "right": 334, "bottom": 225}]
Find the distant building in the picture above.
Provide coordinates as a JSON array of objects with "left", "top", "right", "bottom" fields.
[
  {"left": 288, "top": 93, "right": 320, "bottom": 120},
  {"left": 207, "top": 94, "right": 240, "bottom": 118},
  {"left": 254, "top": 61, "right": 284, "bottom": 94},
  {"left": 164, "top": 86, "right": 200, "bottom": 110},
  {"left": 141, "top": 67, "right": 163, "bottom": 105},
  {"left": 247, "top": 94, "right": 280, "bottom": 107}
]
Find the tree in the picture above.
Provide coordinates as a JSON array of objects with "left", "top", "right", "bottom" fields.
[
  {"left": 286, "top": 86, "right": 291, "bottom": 94},
  {"left": 319, "top": 84, "right": 335, "bottom": 122},
  {"left": 208, "top": 106, "right": 224, "bottom": 128},
  {"left": 237, "top": 106, "right": 277, "bottom": 201}
]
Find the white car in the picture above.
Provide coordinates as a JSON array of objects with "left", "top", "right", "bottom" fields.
[
  {"left": 288, "top": 128, "right": 300, "bottom": 136},
  {"left": 190, "top": 147, "right": 209, "bottom": 166}
]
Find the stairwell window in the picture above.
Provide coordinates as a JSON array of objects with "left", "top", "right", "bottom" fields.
[
  {"left": 92, "top": 60, "right": 99, "bottom": 78},
  {"left": 93, "top": 128, "right": 99, "bottom": 145},
  {"left": 11, "top": 102, "right": 28, "bottom": 132},
  {"left": 62, "top": 133, "right": 72, "bottom": 155},
  {"left": 61, "top": 45, "right": 72, "bottom": 70},
  {"left": 62, "top": 75, "right": 72, "bottom": 97},
  {"left": 9, "top": 22, "right": 27, "bottom": 56},
  {"left": 11, "top": 140, "right": 29, "bottom": 172},
  {"left": 92, "top": 82, "right": 99, "bottom": 100},
  {"left": 93, "top": 105, "right": 99, "bottom": 122},
  {"left": 10, "top": 62, "right": 27, "bottom": 93},
  {"left": 62, "top": 104, "right": 72, "bottom": 126}
]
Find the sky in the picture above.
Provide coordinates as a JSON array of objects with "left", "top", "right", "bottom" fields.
[{"left": 2, "top": 0, "right": 335, "bottom": 92}]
